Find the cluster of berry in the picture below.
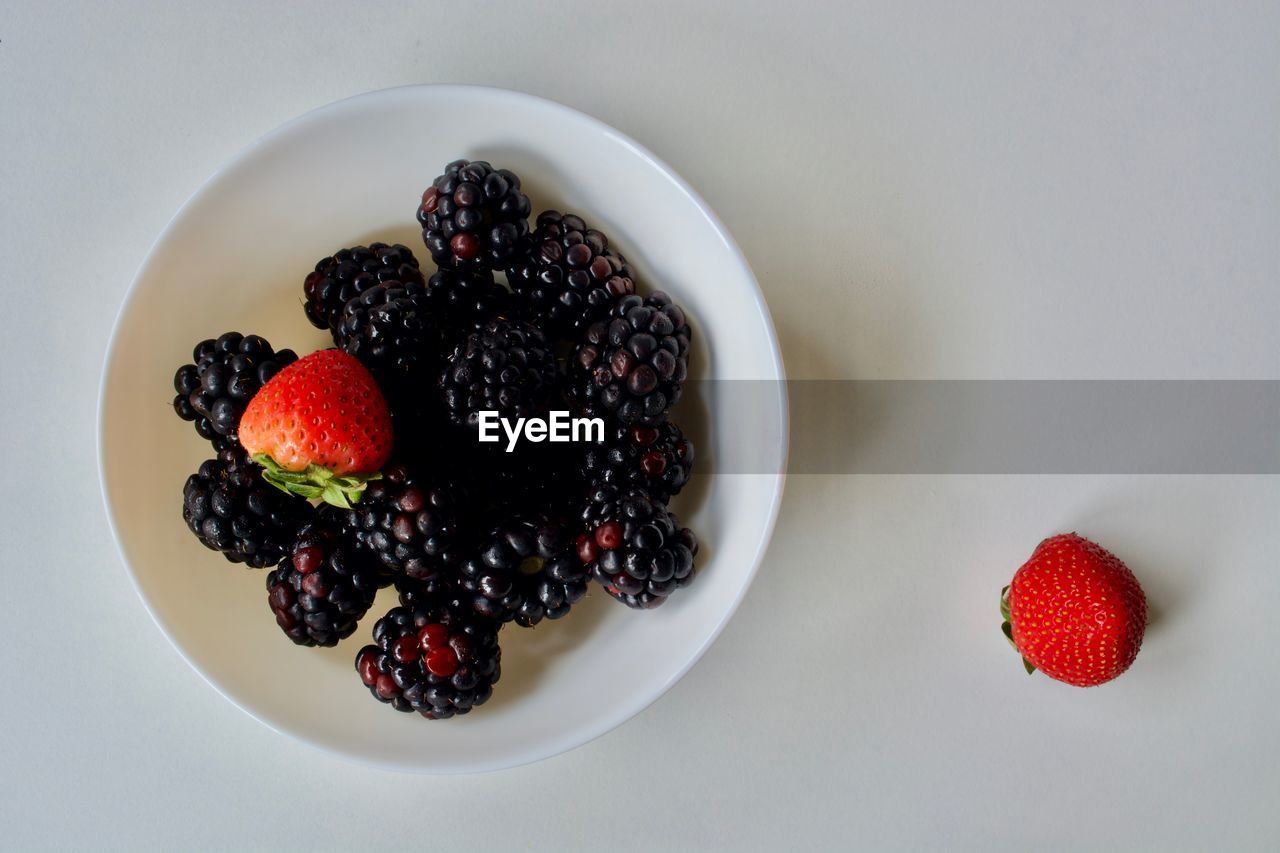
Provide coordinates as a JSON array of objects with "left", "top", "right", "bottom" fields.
[{"left": 171, "top": 160, "right": 699, "bottom": 719}]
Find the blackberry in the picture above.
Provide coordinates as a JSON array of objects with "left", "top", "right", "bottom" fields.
[
  {"left": 417, "top": 159, "right": 531, "bottom": 271},
  {"left": 302, "top": 243, "right": 424, "bottom": 333},
  {"left": 423, "top": 267, "right": 512, "bottom": 336},
  {"left": 340, "top": 462, "right": 461, "bottom": 586},
  {"left": 458, "top": 516, "right": 588, "bottom": 627},
  {"left": 355, "top": 594, "right": 502, "bottom": 719},
  {"left": 580, "top": 422, "right": 694, "bottom": 502},
  {"left": 266, "top": 514, "right": 382, "bottom": 646},
  {"left": 334, "top": 279, "right": 441, "bottom": 399},
  {"left": 506, "top": 210, "right": 637, "bottom": 337},
  {"left": 394, "top": 575, "right": 437, "bottom": 611},
  {"left": 570, "top": 292, "right": 691, "bottom": 426},
  {"left": 578, "top": 486, "right": 698, "bottom": 609},
  {"left": 440, "top": 318, "right": 557, "bottom": 430},
  {"left": 182, "top": 447, "right": 313, "bottom": 567},
  {"left": 172, "top": 332, "right": 297, "bottom": 449}
]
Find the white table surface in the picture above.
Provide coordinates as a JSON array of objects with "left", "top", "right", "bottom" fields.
[{"left": 3, "top": 2, "right": 1277, "bottom": 850}]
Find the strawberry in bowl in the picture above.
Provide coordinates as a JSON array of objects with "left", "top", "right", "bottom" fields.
[{"left": 239, "top": 349, "right": 393, "bottom": 508}]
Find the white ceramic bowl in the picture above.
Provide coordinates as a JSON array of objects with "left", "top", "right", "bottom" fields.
[{"left": 99, "top": 85, "right": 787, "bottom": 772}]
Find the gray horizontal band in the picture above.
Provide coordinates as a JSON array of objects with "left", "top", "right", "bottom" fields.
[{"left": 676, "top": 380, "right": 1279, "bottom": 474}]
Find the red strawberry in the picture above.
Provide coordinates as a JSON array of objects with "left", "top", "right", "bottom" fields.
[
  {"left": 1000, "top": 533, "right": 1146, "bottom": 687},
  {"left": 239, "top": 349, "right": 393, "bottom": 507}
]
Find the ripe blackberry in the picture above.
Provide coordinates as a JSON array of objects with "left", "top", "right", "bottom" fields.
[
  {"left": 355, "top": 594, "right": 502, "bottom": 719},
  {"left": 417, "top": 159, "right": 531, "bottom": 270},
  {"left": 302, "top": 243, "right": 424, "bottom": 333},
  {"left": 580, "top": 422, "right": 694, "bottom": 502},
  {"left": 334, "top": 279, "right": 441, "bottom": 399},
  {"left": 394, "top": 575, "right": 437, "bottom": 611},
  {"left": 182, "top": 447, "right": 313, "bottom": 567},
  {"left": 578, "top": 486, "right": 698, "bottom": 609},
  {"left": 570, "top": 292, "right": 691, "bottom": 426},
  {"left": 458, "top": 516, "right": 588, "bottom": 627},
  {"left": 506, "top": 210, "right": 637, "bottom": 337},
  {"left": 266, "top": 514, "right": 382, "bottom": 646},
  {"left": 440, "top": 318, "right": 557, "bottom": 430},
  {"left": 340, "top": 462, "right": 461, "bottom": 586},
  {"left": 423, "top": 267, "right": 512, "bottom": 335},
  {"left": 173, "top": 332, "right": 297, "bottom": 449}
]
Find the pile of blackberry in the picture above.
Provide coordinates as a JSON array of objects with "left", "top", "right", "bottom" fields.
[{"left": 169, "top": 158, "right": 700, "bottom": 721}]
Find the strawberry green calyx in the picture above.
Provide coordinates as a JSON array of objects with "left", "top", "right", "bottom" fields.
[
  {"left": 1000, "top": 585, "right": 1037, "bottom": 675},
  {"left": 253, "top": 454, "right": 381, "bottom": 509}
]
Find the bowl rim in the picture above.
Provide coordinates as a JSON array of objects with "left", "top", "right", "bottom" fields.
[{"left": 96, "top": 83, "right": 789, "bottom": 773}]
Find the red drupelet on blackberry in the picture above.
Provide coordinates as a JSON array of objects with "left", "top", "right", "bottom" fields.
[
  {"left": 339, "top": 462, "right": 461, "bottom": 587},
  {"left": 439, "top": 317, "right": 558, "bottom": 431},
  {"left": 579, "top": 421, "right": 694, "bottom": 502},
  {"left": 173, "top": 332, "right": 297, "bottom": 450},
  {"left": 423, "top": 267, "right": 513, "bottom": 337},
  {"left": 578, "top": 485, "right": 698, "bottom": 609},
  {"left": 570, "top": 292, "right": 691, "bottom": 426},
  {"left": 417, "top": 160, "right": 531, "bottom": 271},
  {"left": 355, "top": 591, "right": 502, "bottom": 719},
  {"left": 182, "top": 447, "right": 314, "bottom": 567},
  {"left": 458, "top": 515, "right": 588, "bottom": 627},
  {"left": 334, "top": 279, "right": 442, "bottom": 403},
  {"left": 506, "top": 210, "right": 637, "bottom": 338},
  {"left": 266, "top": 513, "right": 382, "bottom": 646},
  {"left": 302, "top": 243, "right": 425, "bottom": 334}
]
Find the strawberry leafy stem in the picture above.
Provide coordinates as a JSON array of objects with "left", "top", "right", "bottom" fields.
[
  {"left": 1001, "top": 585, "right": 1037, "bottom": 676},
  {"left": 253, "top": 454, "right": 381, "bottom": 509}
]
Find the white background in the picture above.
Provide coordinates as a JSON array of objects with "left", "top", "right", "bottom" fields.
[{"left": 2, "top": 1, "right": 1278, "bottom": 850}]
